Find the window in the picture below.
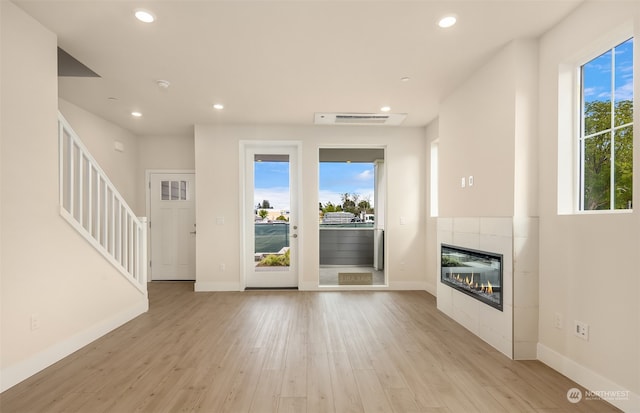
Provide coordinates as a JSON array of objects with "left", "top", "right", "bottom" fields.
[
  {"left": 430, "top": 140, "right": 439, "bottom": 217},
  {"left": 161, "top": 180, "right": 188, "bottom": 201},
  {"left": 579, "top": 38, "right": 633, "bottom": 211}
]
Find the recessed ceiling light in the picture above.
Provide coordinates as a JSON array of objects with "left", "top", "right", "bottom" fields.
[
  {"left": 438, "top": 15, "right": 457, "bottom": 28},
  {"left": 131, "top": 111, "right": 142, "bottom": 117},
  {"left": 380, "top": 106, "right": 391, "bottom": 112},
  {"left": 134, "top": 9, "right": 155, "bottom": 23},
  {"left": 213, "top": 103, "right": 224, "bottom": 110}
]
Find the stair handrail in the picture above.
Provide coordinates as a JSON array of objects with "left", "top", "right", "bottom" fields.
[{"left": 58, "top": 112, "right": 147, "bottom": 293}]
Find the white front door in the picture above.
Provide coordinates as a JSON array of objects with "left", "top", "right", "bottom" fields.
[
  {"left": 149, "top": 173, "right": 196, "bottom": 280},
  {"left": 243, "top": 143, "right": 300, "bottom": 288}
]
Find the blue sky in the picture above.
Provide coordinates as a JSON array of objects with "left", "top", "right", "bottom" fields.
[
  {"left": 254, "top": 161, "right": 374, "bottom": 211},
  {"left": 319, "top": 162, "right": 375, "bottom": 208},
  {"left": 583, "top": 38, "right": 633, "bottom": 103}
]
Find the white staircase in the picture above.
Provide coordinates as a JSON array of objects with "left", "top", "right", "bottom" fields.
[{"left": 58, "top": 113, "right": 147, "bottom": 293}]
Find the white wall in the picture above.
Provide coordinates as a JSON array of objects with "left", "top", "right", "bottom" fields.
[
  {"left": 137, "top": 135, "right": 195, "bottom": 171},
  {"left": 194, "top": 124, "right": 427, "bottom": 291},
  {"left": 538, "top": 2, "right": 640, "bottom": 410},
  {"left": 439, "top": 43, "right": 516, "bottom": 218},
  {"left": 0, "top": 0, "right": 4, "bottom": 381},
  {"left": 0, "top": 2, "right": 147, "bottom": 391},
  {"left": 137, "top": 134, "right": 195, "bottom": 213},
  {"left": 58, "top": 99, "right": 141, "bottom": 215}
]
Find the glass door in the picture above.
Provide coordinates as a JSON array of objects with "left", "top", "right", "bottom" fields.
[{"left": 243, "top": 144, "right": 299, "bottom": 288}]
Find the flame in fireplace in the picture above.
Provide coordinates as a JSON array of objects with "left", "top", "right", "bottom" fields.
[{"left": 449, "top": 273, "right": 494, "bottom": 296}]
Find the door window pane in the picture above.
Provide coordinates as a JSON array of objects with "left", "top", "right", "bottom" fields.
[
  {"left": 161, "top": 180, "right": 189, "bottom": 201},
  {"left": 161, "top": 181, "right": 170, "bottom": 200},
  {"left": 254, "top": 155, "right": 291, "bottom": 272}
]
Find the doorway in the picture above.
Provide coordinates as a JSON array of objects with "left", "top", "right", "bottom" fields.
[
  {"left": 318, "top": 148, "right": 386, "bottom": 286},
  {"left": 242, "top": 143, "right": 301, "bottom": 288},
  {"left": 149, "top": 172, "right": 196, "bottom": 280}
]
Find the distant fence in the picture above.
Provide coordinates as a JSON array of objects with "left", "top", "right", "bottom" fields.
[
  {"left": 255, "top": 223, "right": 289, "bottom": 253},
  {"left": 255, "top": 222, "right": 375, "bottom": 255}
]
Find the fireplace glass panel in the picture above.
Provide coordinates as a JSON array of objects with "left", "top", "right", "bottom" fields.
[{"left": 441, "top": 244, "right": 503, "bottom": 311}]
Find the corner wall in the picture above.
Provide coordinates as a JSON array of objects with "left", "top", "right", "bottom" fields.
[
  {"left": 436, "top": 40, "right": 539, "bottom": 360},
  {"left": 194, "top": 124, "right": 427, "bottom": 291},
  {"left": 0, "top": 2, "right": 147, "bottom": 391},
  {"left": 425, "top": 119, "right": 439, "bottom": 295},
  {"left": 537, "top": 2, "right": 640, "bottom": 410}
]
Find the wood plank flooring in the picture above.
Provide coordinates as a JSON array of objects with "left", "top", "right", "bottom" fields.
[{"left": 0, "top": 282, "right": 621, "bottom": 413}]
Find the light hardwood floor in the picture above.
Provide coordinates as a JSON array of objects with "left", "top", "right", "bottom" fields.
[{"left": 0, "top": 282, "right": 621, "bottom": 413}]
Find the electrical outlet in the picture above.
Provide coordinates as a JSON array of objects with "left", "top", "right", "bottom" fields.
[
  {"left": 468, "top": 176, "right": 474, "bottom": 186},
  {"left": 554, "top": 312, "right": 563, "bottom": 329},
  {"left": 30, "top": 314, "right": 40, "bottom": 331},
  {"left": 574, "top": 320, "right": 589, "bottom": 340}
]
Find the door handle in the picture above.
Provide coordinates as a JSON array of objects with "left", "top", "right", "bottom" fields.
[{"left": 190, "top": 231, "right": 197, "bottom": 235}]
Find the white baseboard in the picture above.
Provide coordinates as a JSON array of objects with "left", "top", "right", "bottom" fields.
[
  {"left": 537, "top": 343, "right": 640, "bottom": 412},
  {"left": 298, "top": 281, "right": 318, "bottom": 291},
  {"left": 388, "top": 281, "right": 429, "bottom": 290},
  {"left": 194, "top": 281, "right": 242, "bottom": 291},
  {"left": 194, "top": 281, "right": 430, "bottom": 292},
  {"left": 298, "top": 281, "right": 429, "bottom": 291},
  {"left": 0, "top": 299, "right": 148, "bottom": 393},
  {"left": 424, "top": 282, "right": 437, "bottom": 296}
]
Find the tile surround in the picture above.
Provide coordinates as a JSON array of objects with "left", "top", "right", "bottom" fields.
[{"left": 437, "top": 216, "right": 539, "bottom": 360}]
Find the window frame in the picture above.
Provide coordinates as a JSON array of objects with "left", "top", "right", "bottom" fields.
[
  {"left": 555, "top": 24, "right": 634, "bottom": 215},
  {"left": 430, "top": 139, "right": 439, "bottom": 217},
  {"left": 577, "top": 37, "right": 634, "bottom": 212}
]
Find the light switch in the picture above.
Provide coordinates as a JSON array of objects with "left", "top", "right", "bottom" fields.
[
  {"left": 461, "top": 177, "right": 466, "bottom": 188},
  {"left": 469, "top": 176, "right": 474, "bottom": 186}
]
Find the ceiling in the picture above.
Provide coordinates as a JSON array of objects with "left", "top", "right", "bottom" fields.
[{"left": 14, "top": 0, "right": 582, "bottom": 136}]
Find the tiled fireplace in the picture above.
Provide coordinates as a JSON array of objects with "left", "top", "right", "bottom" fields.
[{"left": 437, "top": 217, "right": 539, "bottom": 360}]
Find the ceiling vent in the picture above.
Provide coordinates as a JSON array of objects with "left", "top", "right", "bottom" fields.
[{"left": 314, "top": 112, "right": 407, "bottom": 126}]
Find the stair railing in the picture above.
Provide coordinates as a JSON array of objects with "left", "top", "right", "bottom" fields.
[{"left": 58, "top": 113, "right": 147, "bottom": 293}]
